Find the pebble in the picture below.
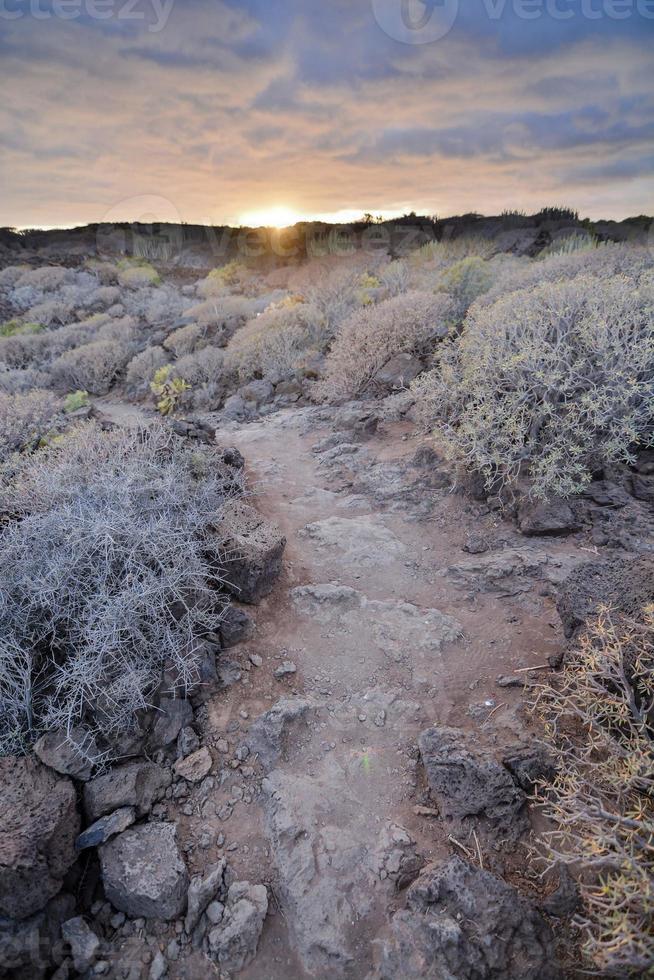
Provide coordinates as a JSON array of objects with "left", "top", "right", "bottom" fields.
[
  {"left": 358, "top": 713, "right": 367, "bottom": 723},
  {"left": 274, "top": 661, "right": 297, "bottom": 679},
  {"left": 216, "top": 738, "right": 229, "bottom": 754},
  {"left": 239, "top": 709, "right": 249, "bottom": 720},
  {"left": 249, "top": 654, "right": 263, "bottom": 667}
]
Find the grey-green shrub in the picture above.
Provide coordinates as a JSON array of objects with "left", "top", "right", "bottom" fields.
[{"left": 413, "top": 274, "right": 654, "bottom": 499}]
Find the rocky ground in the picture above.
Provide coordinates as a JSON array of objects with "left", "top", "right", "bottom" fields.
[{"left": 3, "top": 389, "right": 654, "bottom": 979}]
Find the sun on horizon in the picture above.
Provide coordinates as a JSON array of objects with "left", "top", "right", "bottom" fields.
[{"left": 238, "top": 205, "right": 305, "bottom": 228}]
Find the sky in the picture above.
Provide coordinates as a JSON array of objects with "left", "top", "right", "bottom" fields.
[{"left": 1, "top": 0, "right": 653, "bottom": 227}]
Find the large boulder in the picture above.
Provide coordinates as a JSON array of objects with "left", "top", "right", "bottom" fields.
[
  {"left": 374, "top": 857, "right": 561, "bottom": 979},
  {"left": 518, "top": 498, "right": 580, "bottom": 536},
  {"left": 0, "top": 756, "right": 79, "bottom": 920},
  {"left": 214, "top": 500, "right": 286, "bottom": 603},
  {"left": 83, "top": 761, "right": 171, "bottom": 822},
  {"left": 418, "top": 727, "right": 527, "bottom": 841},
  {"left": 207, "top": 880, "right": 268, "bottom": 974},
  {"left": 99, "top": 822, "right": 188, "bottom": 920},
  {"left": 557, "top": 556, "right": 654, "bottom": 637}
]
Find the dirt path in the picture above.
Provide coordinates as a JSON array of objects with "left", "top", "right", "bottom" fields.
[{"left": 194, "top": 405, "right": 578, "bottom": 979}]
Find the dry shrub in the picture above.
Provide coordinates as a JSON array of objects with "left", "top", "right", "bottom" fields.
[
  {"left": 379, "top": 259, "right": 410, "bottom": 297},
  {"left": 532, "top": 606, "right": 654, "bottom": 977},
  {"left": 0, "top": 423, "right": 244, "bottom": 757},
  {"left": 14, "top": 266, "right": 69, "bottom": 291},
  {"left": 125, "top": 346, "right": 170, "bottom": 395},
  {"left": 410, "top": 234, "right": 497, "bottom": 267},
  {"left": 0, "top": 265, "right": 30, "bottom": 288},
  {"left": 291, "top": 260, "right": 364, "bottom": 330},
  {"left": 0, "top": 389, "right": 62, "bottom": 455},
  {"left": 224, "top": 302, "right": 325, "bottom": 383},
  {"left": 0, "top": 366, "right": 51, "bottom": 394},
  {"left": 320, "top": 290, "right": 454, "bottom": 400},
  {"left": 50, "top": 338, "right": 132, "bottom": 394},
  {"left": 170, "top": 347, "right": 229, "bottom": 410},
  {"left": 164, "top": 322, "right": 210, "bottom": 358},
  {"left": 184, "top": 294, "right": 261, "bottom": 329},
  {"left": 116, "top": 261, "right": 161, "bottom": 289},
  {"left": 435, "top": 256, "right": 493, "bottom": 321},
  {"left": 413, "top": 274, "right": 654, "bottom": 499}
]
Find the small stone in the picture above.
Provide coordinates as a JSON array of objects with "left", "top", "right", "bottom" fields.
[
  {"left": 206, "top": 900, "right": 225, "bottom": 925},
  {"left": 274, "top": 661, "right": 297, "bottom": 680},
  {"left": 217, "top": 738, "right": 230, "bottom": 754},
  {"left": 374, "top": 710, "right": 386, "bottom": 728},
  {"left": 62, "top": 917, "right": 100, "bottom": 972},
  {"left": 149, "top": 950, "right": 167, "bottom": 980},
  {"left": 76, "top": 807, "right": 136, "bottom": 851},
  {"left": 358, "top": 713, "right": 367, "bottom": 723},
  {"left": 174, "top": 747, "right": 213, "bottom": 783},
  {"left": 496, "top": 675, "right": 527, "bottom": 689},
  {"left": 110, "top": 911, "right": 125, "bottom": 929},
  {"left": 239, "top": 709, "right": 249, "bottom": 720},
  {"left": 249, "top": 654, "right": 263, "bottom": 668},
  {"left": 413, "top": 805, "right": 439, "bottom": 818}
]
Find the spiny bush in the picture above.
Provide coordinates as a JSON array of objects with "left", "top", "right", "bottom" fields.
[
  {"left": 320, "top": 290, "right": 454, "bottom": 400},
  {"left": 436, "top": 256, "right": 493, "bottom": 322},
  {"left": 292, "top": 260, "right": 365, "bottom": 330},
  {"left": 184, "top": 295, "right": 263, "bottom": 329},
  {"left": 197, "top": 261, "right": 249, "bottom": 297},
  {"left": 0, "top": 366, "right": 51, "bottom": 394},
  {"left": 224, "top": 302, "right": 325, "bottom": 383},
  {"left": 539, "top": 231, "right": 598, "bottom": 259},
  {"left": 412, "top": 274, "right": 654, "bottom": 499},
  {"left": 0, "top": 265, "right": 29, "bottom": 288},
  {"left": 532, "top": 606, "right": 654, "bottom": 977},
  {"left": 50, "top": 338, "right": 132, "bottom": 394},
  {"left": 410, "top": 234, "right": 497, "bottom": 266},
  {"left": 164, "top": 322, "right": 209, "bottom": 358},
  {"left": 0, "top": 389, "right": 62, "bottom": 456},
  {"left": 379, "top": 259, "right": 409, "bottom": 297},
  {"left": 0, "top": 423, "right": 244, "bottom": 757},
  {"left": 0, "top": 320, "right": 44, "bottom": 337},
  {"left": 14, "top": 266, "right": 69, "bottom": 291},
  {"left": 125, "top": 345, "right": 170, "bottom": 396},
  {"left": 167, "top": 347, "right": 228, "bottom": 411}
]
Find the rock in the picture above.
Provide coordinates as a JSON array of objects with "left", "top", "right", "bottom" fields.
[
  {"left": 219, "top": 604, "right": 253, "bottom": 647},
  {"left": 373, "top": 353, "right": 423, "bottom": 389},
  {"left": 448, "top": 547, "right": 584, "bottom": 591},
  {"left": 170, "top": 418, "right": 216, "bottom": 444},
  {"left": 149, "top": 950, "right": 167, "bottom": 980},
  {"left": 83, "top": 762, "right": 170, "bottom": 822},
  {"left": 221, "top": 394, "right": 252, "bottom": 422},
  {"left": 418, "top": 727, "right": 527, "bottom": 841},
  {"left": 502, "top": 745, "right": 557, "bottom": 791},
  {"left": 631, "top": 473, "right": 654, "bottom": 503},
  {"left": 249, "top": 653, "right": 263, "bottom": 668},
  {"left": 214, "top": 499, "right": 286, "bottom": 603},
  {"left": 541, "top": 864, "right": 579, "bottom": 918},
  {"left": 173, "top": 747, "right": 212, "bottom": 783},
  {"left": 148, "top": 698, "right": 193, "bottom": 749},
  {"left": 463, "top": 532, "right": 489, "bottom": 554},
  {"left": 375, "top": 823, "right": 424, "bottom": 890},
  {"left": 206, "top": 900, "right": 225, "bottom": 925},
  {"left": 0, "top": 755, "right": 80, "bottom": 919},
  {"left": 496, "top": 674, "right": 527, "bottom": 688},
  {"left": 583, "top": 480, "right": 630, "bottom": 507},
  {"left": 556, "top": 556, "right": 654, "bottom": 637},
  {"left": 99, "top": 823, "right": 188, "bottom": 920},
  {"left": 247, "top": 699, "right": 313, "bottom": 770},
  {"left": 221, "top": 446, "right": 245, "bottom": 470},
  {"left": 217, "top": 658, "right": 242, "bottom": 689},
  {"left": 518, "top": 498, "right": 580, "bottom": 536},
  {"left": 76, "top": 807, "right": 136, "bottom": 851},
  {"left": 33, "top": 726, "right": 100, "bottom": 781},
  {"left": 176, "top": 726, "right": 200, "bottom": 759},
  {"left": 185, "top": 860, "right": 226, "bottom": 934},
  {"left": 61, "top": 917, "right": 100, "bottom": 972},
  {"left": 207, "top": 880, "right": 268, "bottom": 974},
  {"left": 373, "top": 857, "right": 561, "bottom": 979},
  {"left": 0, "top": 893, "right": 75, "bottom": 977},
  {"left": 239, "top": 379, "right": 274, "bottom": 405},
  {"left": 274, "top": 661, "right": 297, "bottom": 680}
]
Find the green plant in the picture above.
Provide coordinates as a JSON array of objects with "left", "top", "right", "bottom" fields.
[
  {"left": 532, "top": 606, "right": 654, "bottom": 976},
  {"left": 63, "top": 390, "right": 89, "bottom": 413},
  {"left": 413, "top": 274, "right": 654, "bottom": 499},
  {"left": 150, "top": 365, "right": 191, "bottom": 415},
  {"left": 0, "top": 320, "right": 44, "bottom": 337},
  {"left": 436, "top": 256, "right": 493, "bottom": 321}
]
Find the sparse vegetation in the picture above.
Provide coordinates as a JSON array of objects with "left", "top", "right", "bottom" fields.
[
  {"left": 532, "top": 606, "right": 654, "bottom": 977},
  {"left": 413, "top": 275, "right": 654, "bottom": 499},
  {"left": 0, "top": 389, "right": 62, "bottom": 456},
  {"left": 150, "top": 364, "right": 191, "bottom": 414},
  {"left": 0, "top": 423, "right": 243, "bottom": 757}
]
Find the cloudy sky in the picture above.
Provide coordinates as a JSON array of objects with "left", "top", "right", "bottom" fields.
[{"left": 1, "top": 0, "right": 653, "bottom": 227}]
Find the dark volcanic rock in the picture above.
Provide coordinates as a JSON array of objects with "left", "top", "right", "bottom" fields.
[
  {"left": 557, "top": 555, "right": 654, "bottom": 637},
  {"left": 214, "top": 500, "right": 286, "bottom": 603},
  {"left": 502, "top": 744, "right": 557, "bottom": 792},
  {"left": 99, "top": 822, "right": 188, "bottom": 920},
  {"left": 418, "top": 727, "right": 527, "bottom": 841},
  {"left": 0, "top": 756, "right": 80, "bottom": 920},
  {"left": 518, "top": 498, "right": 580, "bottom": 536},
  {"left": 374, "top": 857, "right": 561, "bottom": 979},
  {"left": 83, "top": 761, "right": 171, "bottom": 822}
]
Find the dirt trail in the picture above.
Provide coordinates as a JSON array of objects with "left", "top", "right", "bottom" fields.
[
  {"left": 200, "top": 406, "right": 574, "bottom": 979},
  {"left": 90, "top": 396, "right": 579, "bottom": 977}
]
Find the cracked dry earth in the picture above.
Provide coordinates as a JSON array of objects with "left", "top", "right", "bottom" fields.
[{"left": 153, "top": 403, "right": 585, "bottom": 980}]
